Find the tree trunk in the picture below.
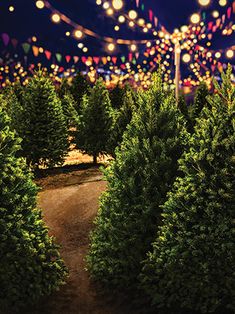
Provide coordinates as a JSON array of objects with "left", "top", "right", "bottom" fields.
[{"left": 93, "top": 154, "right": 97, "bottom": 164}]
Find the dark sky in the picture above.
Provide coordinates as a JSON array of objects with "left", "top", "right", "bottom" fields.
[{"left": 0, "top": 0, "right": 234, "bottom": 72}]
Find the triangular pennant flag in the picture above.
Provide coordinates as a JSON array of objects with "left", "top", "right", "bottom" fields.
[
  {"left": 141, "top": 4, "right": 144, "bottom": 10},
  {"left": 2, "top": 33, "right": 10, "bottom": 46},
  {"left": 22, "top": 43, "right": 31, "bottom": 54},
  {"left": 121, "top": 56, "right": 126, "bottom": 63},
  {"left": 102, "top": 57, "right": 107, "bottom": 64},
  {"left": 93, "top": 57, "right": 100, "bottom": 64},
  {"left": 132, "top": 58, "right": 136, "bottom": 65},
  {"left": 154, "top": 17, "right": 158, "bottom": 27},
  {"left": 11, "top": 38, "right": 18, "bottom": 48},
  {"left": 73, "top": 56, "right": 79, "bottom": 63},
  {"left": 65, "top": 55, "right": 71, "bottom": 63},
  {"left": 32, "top": 46, "right": 39, "bottom": 57},
  {"left": 128, "top": 53, "right": 133, "bottom": 62},
  {"left": 81, "top": 56, "right": 87, "bottom": 64},
  {"left": 135, "top": 52, "right": 139, "bottom": 59},
  {"left": 149, "top": 10, "right": 153, "bottom": 22},
  {"left": 45, "top": 50, "right": 51, "bottom": 60},
  {"left": 112, "top": 56, "right": 117, "bottom": 64},
  {"left": 227, "top": 6, "right": 232, "bottom": 19},
  {"left": 56, "top": 53, "right": 62, "bottom": 63},
  {"left": 136, "top": 0, "right": 140, "bottom": 7},
  {"left": 59, "top": 66, "right": 64, "bottom": 72}
]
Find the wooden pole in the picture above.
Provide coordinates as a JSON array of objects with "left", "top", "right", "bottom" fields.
[{"left": 174, "top": 41, "right": 181, "bottom": 101}]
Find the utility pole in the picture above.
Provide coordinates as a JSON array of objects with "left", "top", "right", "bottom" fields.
[{"left": 174, "top": 40, "right": 181, "bottom": 101}]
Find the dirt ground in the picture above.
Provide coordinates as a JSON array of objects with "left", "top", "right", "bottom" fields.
[{"left": 25, "top": 166, "right": 141, "bottom": 314}]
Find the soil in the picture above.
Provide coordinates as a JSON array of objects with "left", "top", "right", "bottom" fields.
[{"left": 24, "top": 166, "right": 142, "bottom": 314}]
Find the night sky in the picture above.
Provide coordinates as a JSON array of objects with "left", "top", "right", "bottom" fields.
[{"left": 0, "top": 0, "right": 234, "bottom": 76}]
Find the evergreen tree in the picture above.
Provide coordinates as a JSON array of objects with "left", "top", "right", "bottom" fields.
[
  {"left": 70, "top": 72, "right": 90, "bottom": 113},
  {"left": 20, "top": 71, "right": 68, "bottom": 168},
  {"left": 87, "top": 72, "right": 188, "bottom": 291},
  {"left": 108, "top": 88, "right": 136, "bottom": 156},
  {"left": 190, "top": 82, "right": 210, "bottom": 123},
  {"left": 109, "top": 84, "right": 124, "bottom": 110},
  {"left": 0, "top": 104, "right": 67, "bottom": 309},
  {"left": 76, "top": 78, "right": 113, "bottom": 163},
  {"left": 141, "top": 67, "right": 235, "bottom": 313}
]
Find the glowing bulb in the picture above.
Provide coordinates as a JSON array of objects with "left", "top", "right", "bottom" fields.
[
  {"left": 107, "top": 43, "right": 115, "bottom": 52},
  {"left": 130, "top": 44, "right": 137, "bottom": 52},
  {"left": 182, "top": 53, "right": 191, "bottom": 63},
  {"left": 212, "top": 10, "right": 219, "bottom": 18},
  {"left": 65, "top": 31, "right": 70, "bottom": 36},
  {"left": 74, "top": 30, "right": 83, "bottom": 39},
  {"left": 36, "top": 1, "right": 45, "bottom": 9},
  {"left": 143, "top": 27, "right": 148, "bottom": 33},
  {"left": 83, "top": 47, "right": 88, "bottom": 53},
  {"left": 9, "top": 6, "right": 15, "bottom": 12},
  {"left": 118, "top": 15, "right": 125, "bottom": 23},
  {"left": 106, "top": 8, "right": 114, "bottom": 15},
  {"left": 147, "top": 23, "right": 152, "bottom": 29},
  {"left": 138, "top": 18, "right": 145, "bottom": 26},
  {"left": 190, "top": 13, "right": 201, "bottom": 24},
  {"left": 219, "top": 0, "right": 227, "bottom": 6},
  {"left": 181, "top": 25, "right": 188, "bottom": 33},
  {"left": 112, "top": 0, "right": 123, "bottom": 10},
  {"left": 198, "top": 0, "right": 211, "bottom": 6},
  {"left": 103, "top": 2, "right": 110, "bottom": 9},
  {"left": 226, "top": 49, "right": 234, "bottom": 59},
  {"left": 96, "top": 0, "right": 102, "bottom": 4},
  {"left": 114, "top": 25, "right": 120, "bottom": 31},
  {"left": 129, "top": 21, "right": 135, "bottom": 27},
  {"left": 78, "top": 43, "right": 84, "bottom": 48},
  {"left": 51, "top": 13, "right": 61, "bottom": 23},
  {"left": 215, "top": 52, "right": 221, "bottom": 58},
  {"left": 128, "top": 10, "right": 138, "bottom": 20}
]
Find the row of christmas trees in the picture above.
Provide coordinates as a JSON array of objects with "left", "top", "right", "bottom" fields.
[
  {"left": 1, "top": 68, "right": 210, "bottom": 170},
  {"left": 86, "top": 67, "right": 235, "bottom": 314},
  {"left": 0, "top": 66, "right": 234, "bottom": 313}
]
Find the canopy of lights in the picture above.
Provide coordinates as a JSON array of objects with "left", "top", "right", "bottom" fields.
[{"left": 0, "top": 0, "right": 234, "bottom": 92}]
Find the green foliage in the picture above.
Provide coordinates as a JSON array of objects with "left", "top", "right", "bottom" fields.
[
  {"left": 75, "top": 78, "right": 113, "bottom": 163},
  {"left": 141, "top": 67, "right": 235, "bottom": 313},
  {"left": 87, "top": 72, "right": 188, "bottom": 291},
  {"left": 108, "top": 88, "right": 137, "bottom": 156},
  {"left": 70, "top": 72, "right": 90, "bottom": 113},
  {"left": 190, "top": 82, "right": 210, "bottom": 124},
  {"left": 0, "top": 108, "right": 67, "bottom": 310},
  {"left": 20, "top": 71, "right": 69, "bottom": 168},
  {"left": 109, "top": 84, "right": 124, "bottom": 110}
]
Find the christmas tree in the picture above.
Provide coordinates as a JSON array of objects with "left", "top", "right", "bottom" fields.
[
  {"left": 109, "top": 84, "right": 124, "bottom": 110},
  {"left": 61, "top": 93, "right": 79, "bottom": 143},
  {"left": 0, "top": 103, "right": 67, "bottom": 310},
  {"left": 70, "top": 72, "right": 90, "bottom": 113},
  {"left": 141, "top": 67, "right": 235, "bottom": 313},
  {"left": 190, "top": 81, "right": 210, "bottom": 124},
  {"left": 20, "top": 71, "right": 68, "bottom": 168},
  {"left": 108, "top": 88, "right": 136, "bottom": 156},
  {"left": 87, "top": 72, "right": 188, "bottom": 291},
  {"left": 76, "top": 78, "right": 113, "bottom": 163}
]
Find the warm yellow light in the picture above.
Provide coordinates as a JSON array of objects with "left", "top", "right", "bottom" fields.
[
  {"left": 114, "top": 25, "right": 120, "bottom": 31},
  {"left": 65, "top": 31, "right": 70, "bottom": 36},
  {"left": 181, "top": 25, "right": 188, "bottom": 33},
  {"left": 83, "top": 47, "right": 88, "bottom": 53},
  {"left": 96, "top": 0, "right": 102, "bottom": 5},
  {"left": 36, "top": 1, "right": 45, "bottom": 9},
  {"left": 107, "top": 43, "right": 115, "bottom": 52},
  {"left": 103, "top": 2, "right": 110, "bottom": 9},
  {"left": 118, "top": 15, "right": 125, "bottom": 23},
  {"left": 106, "top": 8, "right": 114, "bottom": 15},
  {"left": 215, "top": 52, "right": 221, "bottom": 58},
  {"left": 112, "top": 0, "right": 123, "bottom": 10},
  {"left": 129, "top": 21, "right": 135, "bottom": 27},
  {"left": 212, "top": 10, "right": 219, "bottom": 18},
  {"left": 219, "top": 0, "right": 227, "bottom": 6},
  {"left": 138, "top": 18, "right": 145, "bottom": 26},
  {"left": 182, "top": 53, "right": 191, "bottom": 63},
  {"left": 130, "top": 44, "right": 137, "bottom": 52},
  {"left": 32, "top": 36, "right": 37, "bottom": 42},
  {"left": 190, "top": 13, "right": 201, "bottom": 24},
  {"left": 78, "top": 43, "right": 84, "bottom": 48},
  {"left": 147, "top": 23, "right": 152, "bottom": 29},
  {"left": 146, "top": 41, "right": 152, "bottom": 47},
  {"left": 198, "top": 0, "right": 211, "bottom": 6},
  {"left": 51, "top": 13, "right": 61, "bottom": 23},
  {"left": 9, "top": 6, "right": 15, "bottom": 12},
  {"left": 207, "top": 52, "right": 212, "bottom": 58},
  {"left": 129, "top": 10, "right": 138, "bottom": 20},
  {"left": 39, "top": 47, "right": 44, "bottom": 53},
  {"left": 226, "top": 49, "right": 234, "bottom": 59},
  {"left": 74, "top": 30, "right": 83, "bottom": 39}
]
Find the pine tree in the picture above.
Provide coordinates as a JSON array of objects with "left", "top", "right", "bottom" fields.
[
  {"left": 70, "top": 72, "right": 90, "bottom": 113},
  {"left": 108, "top": 88, "right": 136, "bottom": 156},
  {"left": 190, "top": 81, "right": 210, "bottom": 124},
  {"left": 0, "top": 103, "right": 67, "bottom": 310},
  {"left": 141, "top": 67, "right": 235, "bottom": 314},
  {"left": 76, "top": 78, "right": 113, "bottom": 163},
  {"left": 87, "top": 72, "right": 188, "bottom": 291},
  {"left": 20, "top": 71, "right": 68, "bottom": 168}
]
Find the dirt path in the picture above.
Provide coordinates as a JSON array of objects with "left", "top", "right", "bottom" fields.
[{"left": 26, "top": 168, "right": 128, "bottom": 314}]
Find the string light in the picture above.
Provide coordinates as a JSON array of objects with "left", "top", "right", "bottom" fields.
[
  {"left": 112, "top": 0, "right": 123, "bottom": 10},
  {"left": 226, "top": 49, "right": 234, "bottom": 59},
  {"left": 107, "top": 43, "right": 115, "bottom": 52},
  {"left": 51, "top": 13, "right": 61, "bottom": 23},
  {"left": 103, "top": 2, "right": 110, "bottom": 9},
  {"left": 215, "top": 52, "right": 221, "bottom": 58},
  {"left": 106, "top": 8, "right": 114, "bottom": 15},
  {"left": 219, "top": 0, "right": 227, "bottom": 6},
  {"left": 212, "top": 11, "right": 219, "bottom": 18},
  {"left": 36, "top": 1, "right": 45, "bottom": 9},
  {"left": 190, "top": 13, "right": 201, "bottom": 24},
  {"left": 74, "top": 30, "right": 83, "bottom": 39},
  {"left": 128, "top": 10, "right": 138, "bottom": 20},
  {"left": 198, "top": 0, "right": 211, "bottom": 6},
  {"left": 9, "top": 6, "right": 15, "bottom": 12},
  {"left": 182, "top": 53, "right": 191, "bottom": 63},
  {"left": 118, "top": 15, "right": 125, "bottom": 23},
  {"left": 130, "top": 44, "right": 137, "bottom": 52}
]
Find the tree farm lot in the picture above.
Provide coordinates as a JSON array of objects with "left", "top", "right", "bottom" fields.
[{"left": 21, "top": 150, "right": 141, "bottom": 314}]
